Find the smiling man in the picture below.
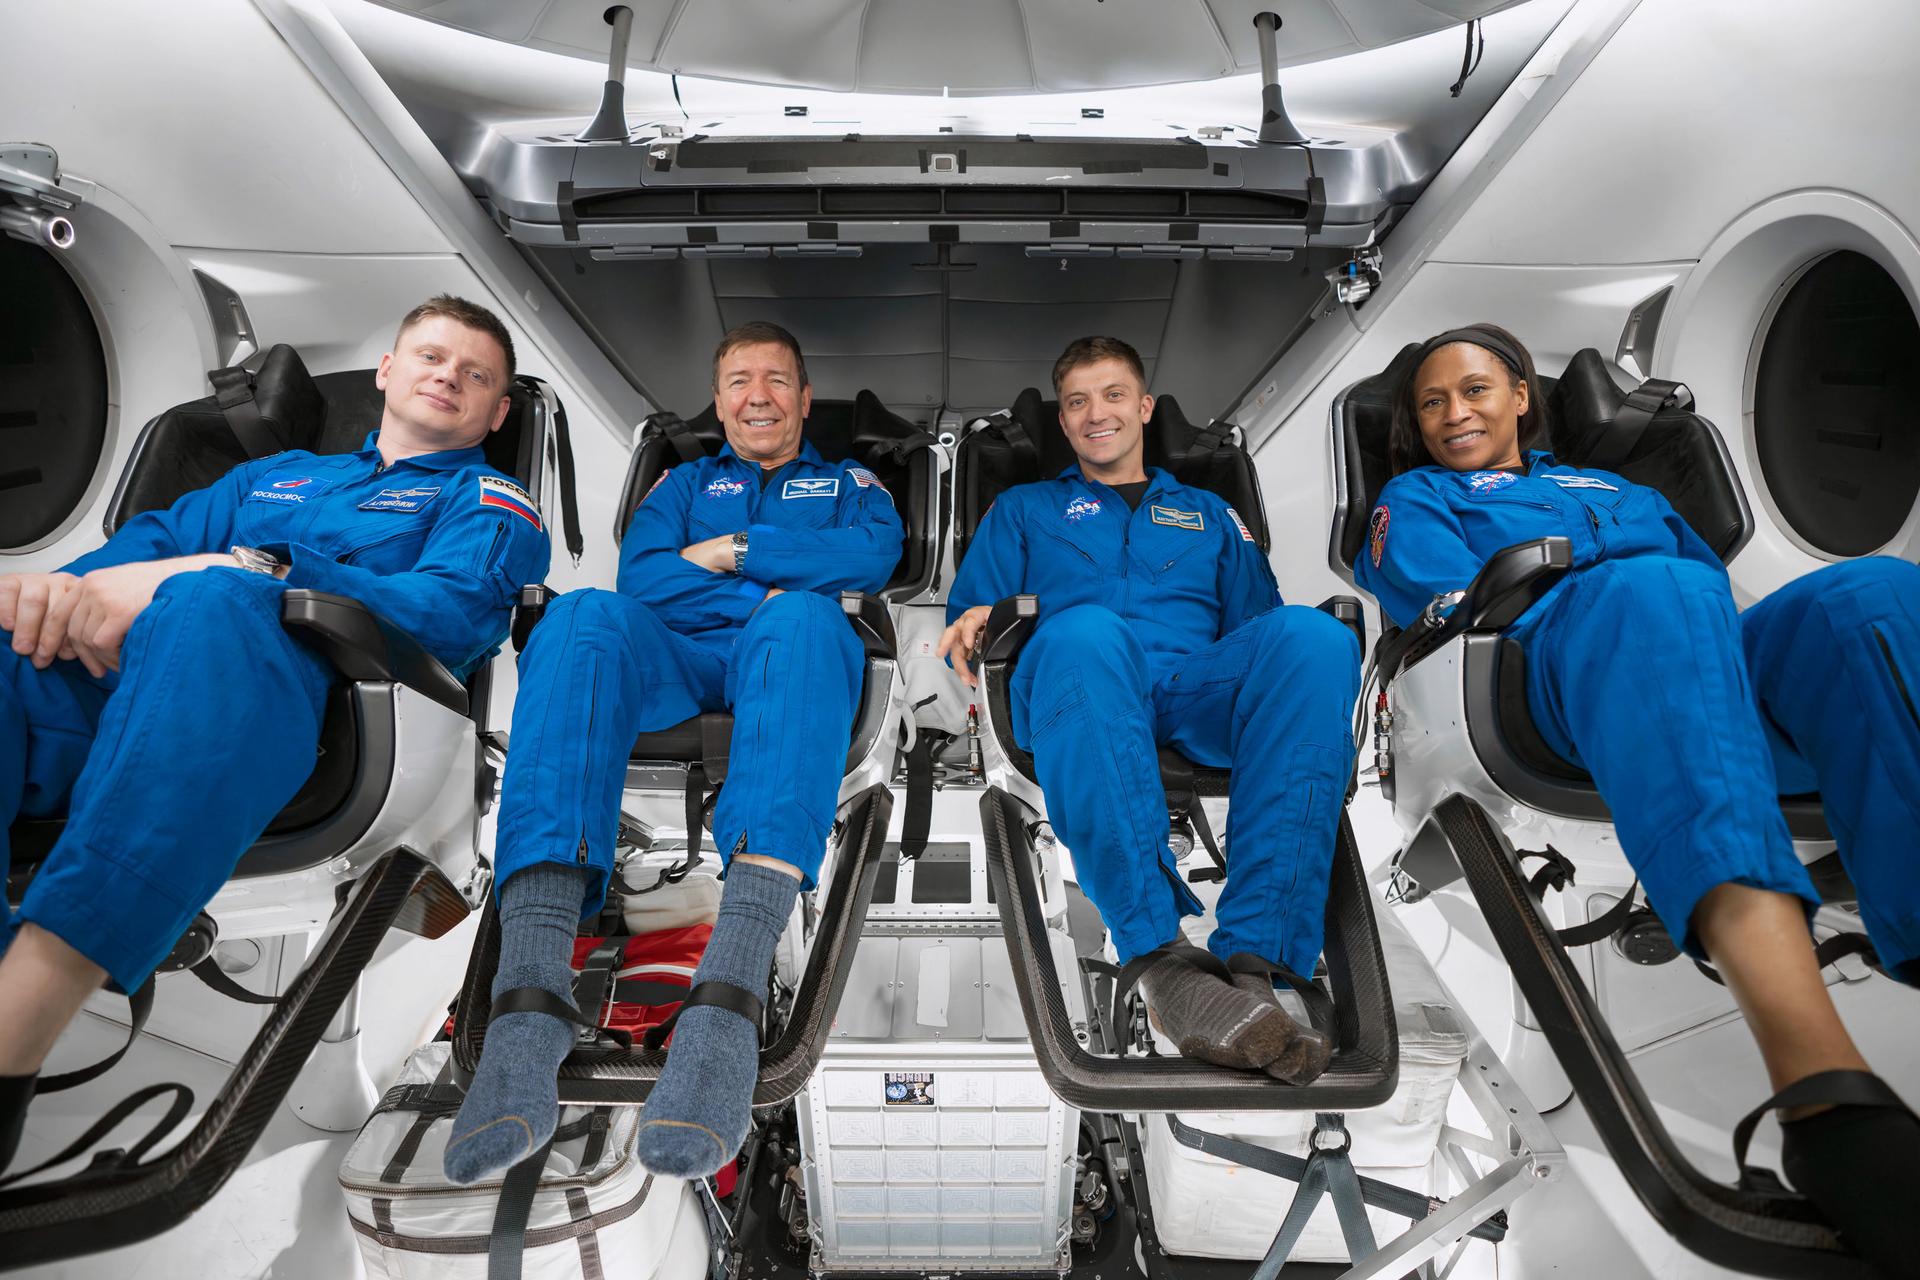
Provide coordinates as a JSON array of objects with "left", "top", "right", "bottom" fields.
[
  {"left": 446, "top": 321, "right": 904, "bottom": 1185},
  {"left": 938, "top": 336, "right": 1359, "bottom": 1083},
  {"left": 0, "top": 296, "right": 549, "bottom": 1172}
]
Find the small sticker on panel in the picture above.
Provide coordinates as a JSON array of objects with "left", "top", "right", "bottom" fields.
[{"left": 884, "top": 1070, "right": 935, "bottom": 1105}]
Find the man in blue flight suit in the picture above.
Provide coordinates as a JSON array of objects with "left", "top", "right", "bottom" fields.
[
  {"left": 445, "top": 322, "right": 904, "bottom": 1184},
  {"left": 938, "top": 336, "right": 1358, "bottom": 1083},
  {"left": 0, "top": 296, "right": 550, "bottom": 1170}
]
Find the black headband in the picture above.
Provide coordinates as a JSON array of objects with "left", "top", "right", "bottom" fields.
[{"left": 1414, "top": 327, "right": 1527, "bottom": 379}]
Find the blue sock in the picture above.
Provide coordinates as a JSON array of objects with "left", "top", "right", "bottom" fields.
[
  {"left": 636, "top": 861, "right": 798, "bottom": 1177},
  {"left": 443, "top": 861, "right": 588, "bottom": 1184}
]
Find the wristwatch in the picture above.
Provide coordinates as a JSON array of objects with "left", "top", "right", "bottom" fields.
[
  {"left": 731, "top": 530, "right": 750, "bottom": 574},
  {"left": 229, "top": 545, "right": 285, "bottom": 576}
]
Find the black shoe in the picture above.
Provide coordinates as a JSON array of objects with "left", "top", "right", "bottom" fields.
[
  {"left": 1736, "top": 1070, "right": 1920, "bottom": 1277},
  {"left": 0, "top": 1073, "right": 37, "bottom": 1177}
]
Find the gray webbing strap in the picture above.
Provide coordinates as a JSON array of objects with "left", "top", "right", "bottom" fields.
[
  {"left": 1250, "top": 1115, "right": 1376, "bottom": 1278},
  {"left": 487, "top": 1136, "right": 555, "bottom": 1280},
  {"left": 568, "top": 1188, "right": 606, "bottom": 1280}
]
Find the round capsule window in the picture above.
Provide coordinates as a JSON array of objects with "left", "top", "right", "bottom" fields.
[
  {"left": 1754, "top": 250, "right": 1920, "bottom": 557},
  {"left": 0, "top": 236, "right": 109, "bottom": 549}
]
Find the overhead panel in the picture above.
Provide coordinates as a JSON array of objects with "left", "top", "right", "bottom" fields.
[{"left": 367, "top": 0, "right": 1535, "bottom": 93}]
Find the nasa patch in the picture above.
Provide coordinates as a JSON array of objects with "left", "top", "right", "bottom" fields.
[
  {"left": 1547, "top": 474, "right": 1619, "bottom": 491},
  {"left": 1369, "top": 504, "right": 1390, "bottom": 568},
  {"left": 1465, "top": 471, "right": 1519, "bottom": 494},
  {"left": 705, "top": 477, "right": 748, "bottom": 500},
  {"left": 1149, "top": 505, "right": 1205, "bottom": 532},
  {"left": 783, "top": 476, "right": 840, "bottom": 499},
  {"left": 358, "top": 486, "right": 440, "bottom": 513},
  {"left": 1064, "top": 495, "right": 1102, "bottom": 522}
]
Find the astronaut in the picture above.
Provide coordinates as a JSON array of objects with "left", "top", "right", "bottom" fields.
[
  {"left": 445, "top": 322, "right": 904, "bottom": 1184},
  {"left": 0, "top": 296, "right": 549, "bottom": 1173},
  {"left": 939, "top": 336, "right": 1358, "bottom": 1084},
  {"left": 1357, "top": 321, "right": 1920, "bottom": 1272}
]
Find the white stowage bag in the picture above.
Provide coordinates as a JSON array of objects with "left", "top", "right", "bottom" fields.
[
  {"left": 893, "top": 604, "right": 973, "bottom": 742},
  {"left": 1140, "top": 912, "right": 1472, "bottom": 1262},
  {"left": 340, "top": 1043, "right": 710, "bottom": 1280}
]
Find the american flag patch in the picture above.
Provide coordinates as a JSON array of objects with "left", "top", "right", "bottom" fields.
[
  {"left": 478, "top": 474, "right": 543, "bottom": 530},
  {"left": 1227, "top": 506, "right": 1255, "bottom": 543},
  {"left": 645, "top": 468, "right": 672, "bottom": 500}
]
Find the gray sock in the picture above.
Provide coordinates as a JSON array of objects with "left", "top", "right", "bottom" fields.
[
  {"left": 636, "top": 861, "right": 798, "bottom": 1177},
  {"left": 444, "top": 861, "right": 588, "bottom": 1184}
]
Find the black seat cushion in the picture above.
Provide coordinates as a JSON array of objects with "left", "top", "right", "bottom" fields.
[
  {"left": 1332, "top": 344, "right": 1749, "bottom": 573},
  {"left": 954, "top": 388, "right": 1269, "bottom": 566},
  {"left": 614, "top": 390, "right": 937, "bottom": 594}
]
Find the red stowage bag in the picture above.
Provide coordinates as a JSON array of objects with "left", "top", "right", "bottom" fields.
[
  {"left": 570, "top": 923, "right": 712, "bottom": 1040},
  {"left": 568, "top": 924, "right": 738, "bottom": 1195}
]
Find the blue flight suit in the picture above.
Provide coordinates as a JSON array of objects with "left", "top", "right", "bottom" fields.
[
  {"left": 0, "top": 435, "right": 550, "bottom": 991},
  {"left": 950, "top": 467, "right": 1361, "bottom": 974},
  {"left": 1358, "top": 451, "right": 1920, "bottom": 979},
  {"left": 495, "top": 443, "right": 904, "bottom": 906}
]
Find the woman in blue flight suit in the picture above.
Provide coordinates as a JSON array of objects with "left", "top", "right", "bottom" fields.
[{"left": 1355, "top": 323, "right": 1920, "bottom": 1270}]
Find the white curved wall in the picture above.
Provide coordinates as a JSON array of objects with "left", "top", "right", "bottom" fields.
[{"left": 1249, "top": 0, "right": 1920, "bottom": 608}]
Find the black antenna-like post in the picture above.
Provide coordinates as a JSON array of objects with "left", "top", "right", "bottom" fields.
[
  {"left": 577, "top": 6, "right": 636, "bottom": 143},
  {"left": 1251, "top": 11, "right": 1307, "bottom": 145}
]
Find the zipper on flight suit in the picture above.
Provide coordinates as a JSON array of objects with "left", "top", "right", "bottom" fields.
[{"left": 1874, "top": 626, "right": 1920, "bottom": 731}]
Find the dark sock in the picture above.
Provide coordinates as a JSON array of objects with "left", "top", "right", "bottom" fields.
[
  {"left": 1782, "top": 1099, "right": 1920, "bottom": 1274},
  {"left": 444, "top": 862, "right": 588, "bottom": 1185},
  {"left": 636, "top": 861, "right": 798, "bottom": 1178},
  {"left": 1138, "top": 941, "right": 1300, "bottom": 1072},
  {"left": 0, "top": 1072, "right": 35, "bottom": 1176}
]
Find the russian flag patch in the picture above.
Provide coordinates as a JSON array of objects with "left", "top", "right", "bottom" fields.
[{"left": 478, "top": 474, "right": 543, "bottom": 530}]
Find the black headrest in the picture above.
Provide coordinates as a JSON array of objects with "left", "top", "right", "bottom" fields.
[
  {"left": 1544, "top": 350, "right": 1749, "bottom": 559},
  {"left": 1328, "top": 344, "right": 1750, "bottom": 578},
  {"left": 614, "top": 390, "right": 939, "bottom": 594},
  {"left": 954, "top": 389, "right": 1270, "bottom": 565},
  {"left": 110, "top": 344, "right": 542, "bottom": 532}
]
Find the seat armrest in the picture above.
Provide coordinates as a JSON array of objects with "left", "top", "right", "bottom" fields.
[
  {"left": 981, "top": 594, "right": 1040, "bottom": 663},
  {"left": 1314, "top": 594, "right": 1366, "bottom": 654},
  {"left": 1383, "top": 538, "right": 1574, "bottom": 684},
  {"left": 840, "top": 591, "right": 895, "bottom": 658},
  {"left": 1463, "top": 537, "right": 1574, "bottom": 628},
  {"left": 512, "top": 583, "right": 555, "bottom": 653},
  {"left": 281, "top": 590, "right": 468, "bottom": 717}
]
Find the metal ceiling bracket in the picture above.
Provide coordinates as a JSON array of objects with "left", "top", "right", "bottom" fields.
[{"left": 0, "top": 142, "right": 82, "bottom": 250}]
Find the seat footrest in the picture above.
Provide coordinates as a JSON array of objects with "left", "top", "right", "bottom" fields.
[
  {"left": 450, "top": 785, "right": 894, "bottom": 1107},
  {"left": 979, "top": 786, "right": 1398, "bottom": 1113}
]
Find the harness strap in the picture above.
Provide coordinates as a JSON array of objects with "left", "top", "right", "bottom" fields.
[
  {"left": 653, "top": 412, "right": 707, "bottom": 465},
  {"left": 38, "top": 977, "right": 156, "bottom": 1093},
  {"left": 640, "top": 980, "right": 764, "bottom": 1052},
  {"left": 570, "top": 938, "right": 627, "bottom": 1030},
  {"left": 991, "top": 410, "right": 1040, "bottom": 479},
  {"left": 487, "top": 986, "right": 631, "bottom": 1049},
  {"left": 208, "top": 364, "right": 285, "bottom": 459},
  {"left": 487, "top": 1135, "right": 556, "bottom": 1280},
  {"left": 900, "top": 735, "right": 935, "bottom": 860},
  {"left": 1732, "top": 1069, "right": 1911, "bottom": 1192},
  {"left": 1109, "top": 938, "right": 1235, "bottom": 1058},
  {"left": 1518, "top": 847, "right": 1642, "bottom": 948},
  {"left": 1586, "top": 377, "right": 1686, "bottom": 470},
  {"left": 545, "top": 389, "right": 585, "bottom": 565},
  {"left": 0, "top": 1080, "right": 194, "bottom": 1189},
  {"left": 1694, "top": 931, "right": 1882, "bottom": 987},
  {"left": 190, "top": 955, "right": 280, "bottom": 1006},
  {"left": 1224, "top": 953, "right": 1336, "bottom": 1038}
]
